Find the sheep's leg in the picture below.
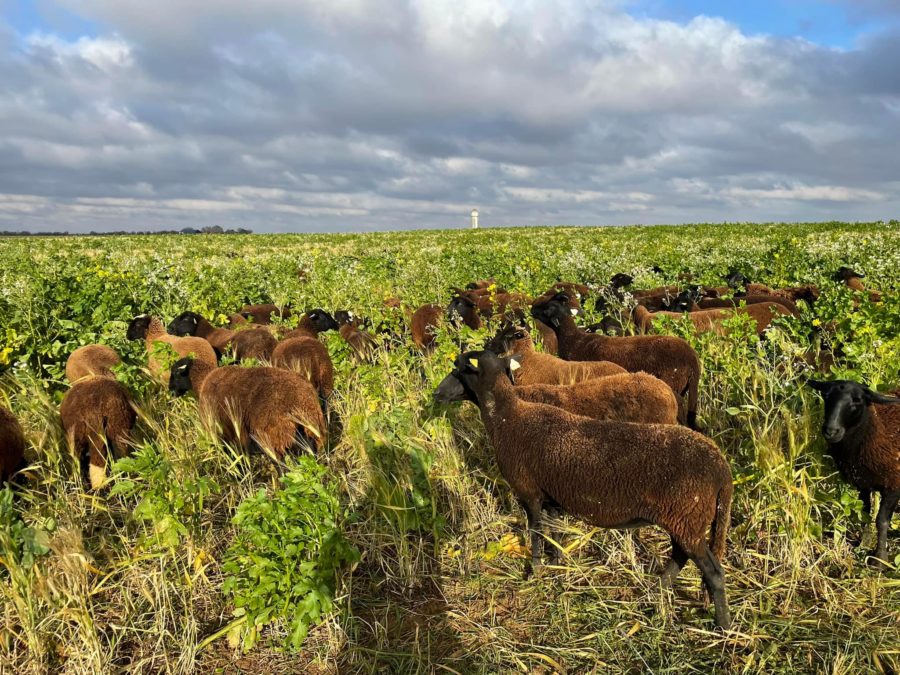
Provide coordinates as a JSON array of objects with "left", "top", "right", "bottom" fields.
[
  {"left": 660, "top": 537, "right": 689, "bottom": 586},
  {"left": 859, "top": 488, "right": 872, "bottom": 517},
  {"left": 544, "top": 507, "right": 561, "bottom": 565},
  {"left": 691, "top": 546, "right": 731, "bottom": 630},
  {"left": 521, "top": 498, "right": 544, "bottom": 576},
  {"left": 872, "top": 489, "right": 899, "bottom": 567}
]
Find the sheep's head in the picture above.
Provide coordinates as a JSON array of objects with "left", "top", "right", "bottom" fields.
[
  {"left": 663, "top": 289, "right": 698, "bottom": 313},
  {"left": 807, "top": 379, "right": 900, "bottom": 443},
  {"left": 168, "top": 311, "right": 202, "bottom": 336},
  {"left": 447, "top": 294, "right": 479, "bottom": 328},
  {"left": 473, "top": 350, "right": 521, "bottom": 385},
  {"left": 126, "top": 315, "right": 152, "bottom": 340},
  {"left": 726, "top": 270, "right": 750, "bottom": 289},
  {"left": 609, "top": 273, "right": 634, "bottom": 290},
  {"left": 834, "top": 266, "right": 864, "bottom": 282},
  {"left": 484, "top": 322, "right": 530, "bottom": 356},
  {"left": 530, "top": 292, "right": 577, "bottom": 330},
  {"left": 169, "top": 357, "right": 195, "bottom": 397},
  {"left": 306, "top": 309, "right": 339, "bottom": 333},
  {"left": 434, "top": 350, "right": 521, "bottom": 404}
]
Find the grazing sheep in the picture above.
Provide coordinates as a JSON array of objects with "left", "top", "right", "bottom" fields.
[
  {"left": 697, "top": 294, "right": 800, "bottom": 316},
  {"left": 60, "top": 377, "right": 136, "bottom": 489},
  {"left": 533, "top": 288, "right": 582, "bottom": 355},
  {"left": 834, "top": 267, "right": 882, "bottom": 303},
  {"left": 280, "top": 309, "right": 340, "bottom": 341},
  {"left": 435, "top": 351, "right": 678, "bottom": 424},
  {"left": 230, "top": 327, "right": 278, "bottom": 362},
  {"left": 0, "top": 405, "right": 25, "bottom": 484},
  {"left": 808, "top": 380, "right": 900, "bottom": 566},
  {"left": 633, "top": 301, "right": 793, "bottom": 336},
  {"left": 447, "top": 291, "right": 483, "bottom": 330},
  {"left": 466, "top": 350, "right": 733, "bottom": 629},
  {"left": 65, "top": 344, "right": 121, "bottom": 382},
  {"left": 232, "top": 303, "right": 292, "bottom": 326},
  {"left": 169, "top": 357, "right": 326, "bottom": 458},
  {"left": 334, "top": 310, "right": 378, "bottom": 361},
  {"left": 271, "top": 336, "right": 334, "bottom": 403},
  {"left": 532, "top": 293, "right": 701, "bottom": 428},
  {"left": 126, "top": 315, "right": 218, "bottom": 384},
  {"left": 771, "top": 285, "right": 820, "bottom": 305},
  {"left": 168, "top": 311, "right": 236, "bottom": 353},
  {"left": 484, "top": 323, "right": 626, "bottom": 385},
  {"left": 411, "top": 303, "right": 444, "bottom": 350}
]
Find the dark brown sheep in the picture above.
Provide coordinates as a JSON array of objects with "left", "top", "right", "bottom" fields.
[
  {"left": 435, "top": 351, "right": 677, "bottom": 425},
  {"left": 632, "top": 301, "right": 792, "bottom": 336},
  {"left": 0, "top": 405, "right": 25, "bottom": 484},
  {"left": 231, "top": 303, "right": 292, "bottom": 326},
  {"left": 169, "top": 357, "right": 326, "bottom": 458},
  {"left": 60, "top": 376, "right": 136, "bottom": 489},
  {"left": 126, "top": 315, "right": 218, "bottom": 384},
  {"left": 484, "top": 324, "right": 626, "bottom": 386},
  {"left": 532, "top": 293, "right": 701, "bottom": 429},
  {"left": 808, "top": 380, "right": 900, "bottom": 566},
  {"left": 230, "top": 327, "right": 279, "bottom": 362},
  {"left": 279, "top": 309, "right": 340, "bottom": 341},
  {"left": 697, "top": 294, "right": 800, "bottom": 316},
  {"left": 168, "top": 311, "right": 237, "bottom": 353},
  {"left": 271, "top": 336, "right": 335, "bottom": 403},
  {"left": 65, "top": 344, "right": 121, "bottom": 382},
  {"left": 411, "top": 303, "right": 444, "bottom": 350},
  {"left": 466, "top": 351, "right": 733, "bottom": 629},
  {"left": 335, "top": 310, "right": 378, "bottom": 361},
  {"left": 835, "top": 267, "right": 882, "bottom": 303}
]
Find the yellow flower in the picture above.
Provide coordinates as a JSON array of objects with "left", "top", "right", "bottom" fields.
[
  {"left": 812, "top": 318, "right": 822, "bottom": 327},
  {"left": 0, "top": 347, "right": 12, "bottom": 365}
]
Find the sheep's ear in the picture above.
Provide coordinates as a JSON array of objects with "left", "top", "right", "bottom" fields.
[
  {"left": 468, "top": 357, "right": 479, "bottom": 370},
  {"left": 806, "top": 379, "right": 830, "bottom": 392},
  {"left": 865, "top": 389, "right": 900, "bottom": 404}
]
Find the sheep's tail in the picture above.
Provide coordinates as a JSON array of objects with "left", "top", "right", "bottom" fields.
[{"left": 709, "top": 479, "right": 733, "bottom": 561}]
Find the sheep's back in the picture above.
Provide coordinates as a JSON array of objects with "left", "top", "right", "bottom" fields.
[
  {"left": 66, "top": 345, "right": 121, "bottom": 382},
  {"left": 60, "top": 377, "right": 135, "bottom": 450}
]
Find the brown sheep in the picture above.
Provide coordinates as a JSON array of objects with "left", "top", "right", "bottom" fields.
[
  {"left": 126, "top": 315, "right": 218, "bottom": 384},
  {"left": 0, "top": 405, "right": 25, "bottom": 484},
  {"left": 835, "top": 267, "right": 882, "bottom": 303},
  {"left": 532, "top": 287, "right": 583, "bottom": 355},
  {"left": 168, "top": 311, "right": 237, "bottom": 353},
  {"left": 435, "top": 351, "right": 678, "bottom": 425},
  {"left": 232, "top": 303, "right": 292, "bottom": 326},
  {"left": 169, "top": 357, "right": 326, "bottom": 458},
  {"left": 466, "top": 351, "right": 733, "bottom": 629},
  {"left": 808, "top": 380, "right": 900, "bottom": 566},
  {"left": 60, "top": 376, "right": 136, "bottom": 489},
  {"left": 279, "top": 309, "right": 340, "bottom": 341},
  {"left": 65, "top": 344, "right": 121, "bottom": 382},
  {"left": 633, "top": 301, "right": 792, "bottom": 336},
  {"left": 532, "top": 293, "right": 701, "bottom": 429},
  {"left": 697, "top": 294, "right": 800, "bottom": 316},
  {"left": 271, "top": 336, "right": 335, "bottom": 403},
  {"left": 411, "top": 303, "right": 444, "bottom": 350},
  {"left": 334, "top": 310, "right": 378, "bottom": 361},
  {"left": 484, "top": 324, "right": 626, "bottom": 385},
  {"left": 230, "top": 327, "right": 279, "bottom": 362}
]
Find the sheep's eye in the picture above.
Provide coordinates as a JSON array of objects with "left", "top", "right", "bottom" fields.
[
  {"left": 851, "top": 397, "right": 863, "bottom": 405},
  {"left": 514, "top": 332, "right": 524, "bottom": 339}
]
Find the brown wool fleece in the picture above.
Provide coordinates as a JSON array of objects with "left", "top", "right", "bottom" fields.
[
  {"left": 835, "top": 405, "right": 900, "bottom": 493},
  {"left": 473, "top": 357, "right": 732, "bottom": 561},
  {"left": 339, "top": 324, "right": 378, "bottom": 362},
  {"left": 697, "top": 294, "right": 800, "bottom": 316},
  {"left": 0, "top": 406, "right": 25, "bottom": 483},
  {"left": 143, "top": 317, "right": 218, "bottom": 384},
  {"left": 516, "top": 372, "right": 678, "bottom": 425},
  {"left": 65, "top": 344, "right": 121, "bottom": 382},
  {"left": 633, "top": 301, "right": 792, "bottom": 336},
  {"left": 271, "top": 337, "right": 334, "bottom": 400},
  {"left": 188, "top": 362, "right": 326, "bottom": 455},
  {"left": 238, "top": 303, "right": 291, "bottom": 325},
  {"left": 411, "top": 303, "right": 444, "bottom": 350},
  {"left": 60, "top": 377, "right": 136, "bottom": 489},
  {"left": 498, "top": 331, "right": 625, "bottom": 386},
  {"left": 188, "top": 315, "right": 237, "bottom": 351},
  {"left": 229, "top": 327, "right": 278, "bottom": 362},
  {"left": 550, "top": 311, "right": 700, "bottom": 426}
]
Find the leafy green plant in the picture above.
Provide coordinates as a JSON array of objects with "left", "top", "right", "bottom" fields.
[{"left": 221, "top": 457, "right": 358, "bottom": 652}]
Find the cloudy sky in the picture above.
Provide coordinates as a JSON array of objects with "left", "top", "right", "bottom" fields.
[{"left": 1, "top": 0, "right": 899, "bottom": 232}]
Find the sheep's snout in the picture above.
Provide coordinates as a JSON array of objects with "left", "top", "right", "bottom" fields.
[
  {"left": 822, "top": 424, "right": 845, "bottom": 443},
  {"left": 434, "top": 374, "right": 465, "bottom": 403}
]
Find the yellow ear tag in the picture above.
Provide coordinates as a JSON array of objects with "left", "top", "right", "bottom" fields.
[
  {"left": 509, "top": 359, "right": 521, "bottom": 371},
  {"left": 468, "top": 358, "right": 479, "bottom": 369},
  {"left": 570, "top": 308, "right": 578, "bottom": 316}
]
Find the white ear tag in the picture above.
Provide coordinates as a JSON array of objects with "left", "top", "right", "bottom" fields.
[
  {"left": 509, "top": 359, "right": 521, "bottom": 372},
  {"left": 468, "top": 358, "right": 479, "bottom": 369},
  {"left": 570, "top": 308, "right": 578, "bottom": 316}
]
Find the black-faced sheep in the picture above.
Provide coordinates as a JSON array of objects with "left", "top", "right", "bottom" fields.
[
  {"left": 167, "top": 311, "right": 236, "bottom": 353},
  {"left": 60, "top": 376, "right": 136, "bottom": 489},
  {"left": 169, "top": 357, "right": 326, "bottom": 458},
  {"left": 834, "top": 267, "right": 882, "bottom": 303},
  {"left": 435, "top": 351, "right": 678, "bottom": 424},
  {"left": 334, "top": 310, "right": 378, "bottom": 361},
  {"left": 0, "top": 405, "right": 25, "bottom": 484},
  {"left": 808, "top": 380, "right": 900, "bottom": 566},
  {"left": 65, "top": 344, "right": 121, "bottom": 382},
  {"left": 126, "top": 315, "right": 218, "bottom": 384},
  {"left": 466, "top": 350, "right": 733, "bottom": 629},
  {"left": 280, "top": 309, "right": 340, "bottom": 341},
  {"left": 483, "top": 324, "right": 626, "bottom": 385},
  {"left": 532, "top": 293, "right": 701, "bottom": 429}
]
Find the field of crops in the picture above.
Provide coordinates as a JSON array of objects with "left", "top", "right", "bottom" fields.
[{"left": 1, "top": 221, "right": 898, "bottom": 674}]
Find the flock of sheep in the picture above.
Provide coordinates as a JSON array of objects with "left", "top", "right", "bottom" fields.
[{"left": 0, "top": 265, "right": 897, "bottom": 632}]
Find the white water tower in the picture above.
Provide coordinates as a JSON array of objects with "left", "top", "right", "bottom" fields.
[{"left": 471, "top": 208, "right": 479, "bottom": 229}]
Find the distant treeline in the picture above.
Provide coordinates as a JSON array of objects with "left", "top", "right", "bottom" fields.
[{"left": 0, "top": 226, "right": 253, "bottom": 237}]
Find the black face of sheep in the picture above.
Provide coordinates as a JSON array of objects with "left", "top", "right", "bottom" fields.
[
  {"left": 530, "top": 293, "right": 576, "bottom": 330},
  {"left": 725, "top": 271, "right": 749, "bottom": 289},
  {"left": 126, "top": 315, "right": 152, "bottom": 340},
  {"left": 434, "top": 351, "right": 519, "bottom": 404},
  {"left": 609, "top": 273, "right": 633, "bottom": 290},
  {"left": 651, "top": 265, "right": 664, "bottom": 275},
  {"left": 808, "top": 380, "right": 900, "bottom": 443},
  {"left": 167, "top": 311, "right": 202, "bottom": 336},
  {"left": 484, "top": 324, "right": 528, "bottom": 355},
  {"left": 169, "top": 357, "right": 195, "bottom": 397},
  {"left": 306, "top": 309, "right": 339, "bottom": 332},
  {"left": 447, "top": 295, "right": 477, "bottom": 327},
  {"left": 834, "top": 266, "right": 864, "bottom": 282}
]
